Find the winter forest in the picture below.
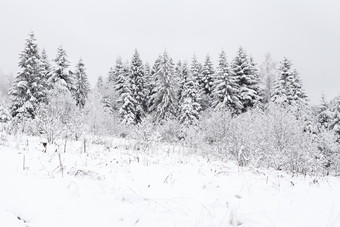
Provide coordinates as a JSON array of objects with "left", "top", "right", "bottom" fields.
[
  {"left": 1, "top": 30, "right": 340, "bottom": 227},
  {"left": 2, "top": 32, "right": 339, "bottom": 175}
]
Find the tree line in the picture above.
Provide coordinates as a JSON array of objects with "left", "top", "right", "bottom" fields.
[{"left": 3, "top": 32, "right": 340, "bottom": 175}]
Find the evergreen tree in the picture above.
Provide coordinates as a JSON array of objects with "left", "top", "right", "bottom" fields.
[
  {"left": 177, "top": 61, "right": 189, "bottom": 102},
  {"left": 178, "top": 73, "right": 201, "bottom": 127},
  {"left": 9, "top": 32, "right": 46, "bottom": 119},
  {"left": 74, "top": 59, "right": 90, "bottom": 109},
  {"left": 130, "top": 50, "right": 146, "bottom": 123},
  {"left": 201, "top": 54, "right": 215, "bottom": 97},
  {"left": 149, "top": 51, "right": 178, "bottom": 123},
  {"left": 147, "top": 55, "right": 162, "bottom": 112},
  {"left": 96, "top": 76, "right": 104, "bottom": 93},
  {"left": 212, "top": 50, "right": 242, "bottom": 113},
  {"left": 40, "top": 49, "right": 51, "bottom": 90},
  {"left": 271, "top": 58, "right": 308, "bottom": 107},
  {"left": 190, "top": 55, "right": 202, "bottom": 86},
  {"left": 118, "top": 63, "right": 137, "bottom": 124},
  {"left": 112, "top": 58, "right": 125, "bottom": 94},
  {"left": 143, "top": 62, "right": 152, "bottom": 100},
  {"left": 317, "top": 94, "right": 332, "bottom": 131},
  {"left": 329, "top": 97, "right": 340, "bottom": 142},
  {"left": 231, "top": 47, "right": 260, "bottom": 112},
  {"left": 48, "top": 46, "right": 75, "bottom": 93}
]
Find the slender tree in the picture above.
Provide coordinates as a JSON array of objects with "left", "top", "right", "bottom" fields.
[
  {"left": 9, "top": 32, "right": 46, "bottom": 118},
  {"left": 212, "top": 50, "right": 242, "bottom": 113},
  {"left": 231, "top": 47, "right": 260, "bottom": 112},
  {"left": 130, "top": 50, "right": 146, "bottom": 123},
  {"left": 74, "top": 59, "right": 90, "bottom": 109},
  {"left": 48, "top": 46, "right": 75, "bottom": 93},
  {"left": 149, "top": 51, "right": 178, "bottom": 123}
]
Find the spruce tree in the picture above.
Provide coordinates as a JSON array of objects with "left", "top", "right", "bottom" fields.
[
  {"left": 271, "top": 58, "right": 308, "bottom": 107},
  {"left": 329, "top": 98, "right": 340, "bottom": 142},
  {"left": 48, "top": 46, "right": 75, "bottom": 93},
  {"left": 317, "top": 94, "right": 332, "bottom": 131},
  {"left": 96, "top": 76, "right": 104, "bottom": 93},
  {"left": 201, "top": 54, "right": 215, "bottom": 97},
  {"left": 190, "top": 55, "right": 202, "bottom": 86},
  {"left": 147, "top": 55, "right": 162, "bottom": 112},
  {"left": 231, "top": 47, "right": 260, "bottom": 112},
  {"left": 212, "top": 50, "right": 242, "bottom": 113},
  {"left": 149, "top": 51, "right": 178, "bottom": 123},
  {"left": 130, "top": 50, "right": 146, "bottom": 123},
  {"left": 9, "top": 32, "right": 46, "bottom": 119},
  {"left": 177, "top": 62, "right": 189, "bottom": 102},
  {"left": 40, "top": 49, "right": 50, "bottom": 91},
  {"left": 74, "top": 59, "right": 90, "bottom": 109},
  {"left": 178, "top": 73, "right": 201, "bottom": 127},
  {"left": 118, "top": 63, "right": 137, "bottom": 124},
  {"left": 112, "top": 58, "right": 125, "bottom": 94}
]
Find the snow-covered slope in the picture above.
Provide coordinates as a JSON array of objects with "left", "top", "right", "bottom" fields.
[{"left": 0, "top": 135, "right": 339, "bottom": 227}]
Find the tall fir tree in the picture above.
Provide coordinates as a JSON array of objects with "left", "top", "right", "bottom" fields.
[
  {"left": 178, "top": 72, "right": 201, "bottom": 127},
  {"left": 9, "top": 32, "right": 46, "bottom": 118},
  {"left": 231, "top": 47, "right": 260, "bottom": 112},
  {"left": 130, "top": 50, "right": 146, "bottom": 123},
  {"left": 118, "top": 62, "right": 138, "bottom": 124},
  {"left": 329, "top": 97, "right": 340, "bottom": 142},
  {"left": 143, "top": 62, "right": 152, "bottom": 99},
  {"left": 177, "top": 61, "right": 190, "bottom": 102},
  {"left": 40, "top": 49, "right": 50, "bottom": 90},
  {"left": 48, "top": 46, "right": 75, "bottom": 93},
  {"left": 190, "top": 55, "right": 202, "bottom": 86},
  {"left": 201, "top": 54, "right": 215, "bottom": 97},
  {"left": 317, "top": 94, "right": 332, "bottom": 131},
  {"left": 112, "top": 58, "right": 125, "bottom": 94},
  {"left": 212, "top": 50, "right": 242, "bottom": 113},
  {"left": 271, "top": 58, "right": 308, "bottom": 108},
  {"left": 147, "top": 55, "right": 162, "bottom": 112},
  {"left": 74, "top": 59, "right": 90, "bottom": 109},
  {"left": 149, "top": 51, "right": 178, "bottom": 123},
  {"left": 96, "top": 76, "right": 104, "bottom": 93}
]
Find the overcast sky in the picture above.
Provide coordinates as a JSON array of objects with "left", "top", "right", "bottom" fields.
[{"left": 0, "top": 0, "right": 339, "bottom": 103}]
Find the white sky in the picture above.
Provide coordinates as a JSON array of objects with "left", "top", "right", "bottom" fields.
[{"left": 0, "top": 0, "right": 339, "bottom": 103}]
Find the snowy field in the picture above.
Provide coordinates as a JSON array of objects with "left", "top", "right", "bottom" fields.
[{"left": 0, "top": 135, "right": 339, "bottom": 227}]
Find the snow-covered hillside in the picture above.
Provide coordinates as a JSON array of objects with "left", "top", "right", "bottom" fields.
[{"left": 0, "top": 135, "right": 339, "bottom": 227}]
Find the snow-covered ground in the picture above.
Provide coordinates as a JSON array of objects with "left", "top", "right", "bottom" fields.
[{"left": 0, "top": 135, "right": 339, "bottom": 227}]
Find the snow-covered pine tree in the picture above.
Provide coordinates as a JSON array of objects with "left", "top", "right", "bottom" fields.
[
  {"left": 316, "top": 94, "right": 332, "bottom": 131},
  {"left": 40, "top": 49, "right": 50, "bottom": 91},
  {"left": 96, "top": 76, "right": 104, "bottom": 93},
  {"left": 130, "top": 50, "right": 146, "bottom": 123},
  {"left": 190, "top": 55, "right": 202, "bottom": 86},
  {"left": 143, "top": 62, "right": 152, "bottom": 102},
  {"left": 9, "top": 32, "right": 46, "bottom": 119},
  {"left": 201, "top": 54, "right": 215, "bottom": 98},
  {"left": 149, "top": 51, "right": 178, "bottom": 123},
  {"left": 290, "top": 69, "right": 308, "bottom": 108},
  {"left": 271, "top": 58, "right": 308, "bottom": 108},
  {"left": 112, "top": 58, "right": 125, "bottom": 94},
  {"left": 146, "top": 55, "right": 162, "bottom": 113},
  {"left": 177, "top": 62, "right": 189, "bottom": 103},
  {"left": 212, "top": 50, "right": 242, "bottom": 113},
  {"left": 74, "top": 59, "right": 90, "bottom": 109},
  {"left": 118, "top": 63, "right": 138, "bottom": 125},
  {"left": 231, "top": 47, "right": 260, "bottom": 112},
  {"left": 178, "top": 72, "right": 201, "bottom": 127},
  {"left": 48, "top": 46, "right": 75, "bottom": 94},
  {"left": 329, "top": 97, "right": 340, "bottom": 142}
]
